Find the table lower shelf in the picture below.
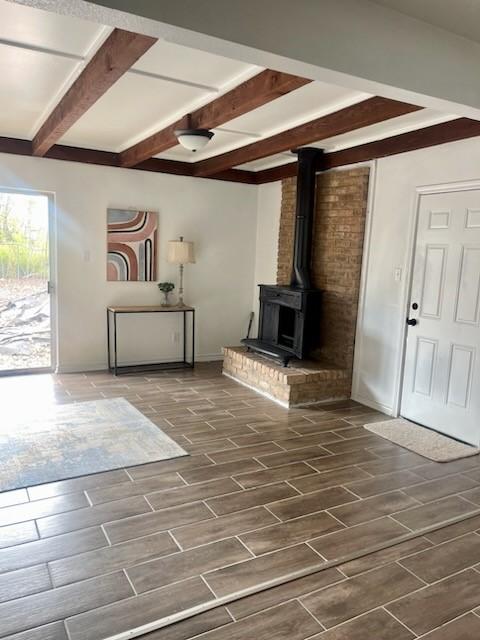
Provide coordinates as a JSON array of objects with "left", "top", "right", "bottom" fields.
[{"left": 108, "top": 360, "right": 194, "bottom": 375}]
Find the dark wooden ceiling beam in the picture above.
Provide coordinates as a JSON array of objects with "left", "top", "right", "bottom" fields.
[
  {"left": 32, "top": 29, "right": 157, "bottom": 157},
  {"left": 194, "top": 97, "right": 423, "bottom": 177},
  {"left": 4, "top": 117, "right": 480, "bottom": 186},
  {"left": 0, "top": 137, "right": 257, "bottom": 184},
  {"left": 254, "top": 117, "right": 480, "bottom": 183},
  {"left": 324, "top": 117, "right": 480, "bottom": 169},
  {"left": 118, "top": 69, "right": 312, "bottom": 168}
]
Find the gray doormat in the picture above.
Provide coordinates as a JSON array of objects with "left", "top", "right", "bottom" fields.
[
  {"left": 364, "top": 418, "right": 480, "bottom": 462},
  {"left": 0, "top": 397, "right": 188, "bottom": 491}
]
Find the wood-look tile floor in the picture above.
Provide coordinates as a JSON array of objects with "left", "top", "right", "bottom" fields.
[{"left": 2, "top": 363, "right": 480, "bottom": 638}]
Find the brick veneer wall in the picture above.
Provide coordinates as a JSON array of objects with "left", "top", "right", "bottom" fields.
[{"left": 276, "top": 167, "right": 370, "bottom": 373}]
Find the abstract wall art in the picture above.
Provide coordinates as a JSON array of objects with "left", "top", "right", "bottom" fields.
[{"left": 107, "top": 209, "right": 158, "bottom": 281}]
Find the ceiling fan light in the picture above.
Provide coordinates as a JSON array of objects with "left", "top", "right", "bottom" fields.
[{"left": 175, "top": 128, "right": 214, "bottom": 152}]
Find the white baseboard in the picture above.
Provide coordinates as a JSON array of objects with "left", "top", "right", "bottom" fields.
[
  {"left": 56, "top": 352, "right": 223, "bottom": 374},
  {"left": 351, "top": 392, "right": 395, "bottom": 416}
]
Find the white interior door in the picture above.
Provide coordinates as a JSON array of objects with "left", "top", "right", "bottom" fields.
[{"left": 401, "top": 189, "right": 480, "bottom": 446}]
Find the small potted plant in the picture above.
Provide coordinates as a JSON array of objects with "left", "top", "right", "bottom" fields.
[{"left": 157, "top": 282, "right": 175, "bottom": 306}]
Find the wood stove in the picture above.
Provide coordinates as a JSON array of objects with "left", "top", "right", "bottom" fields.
[{"left": 243, "top": 148, "right": 323, "bottom": 366}]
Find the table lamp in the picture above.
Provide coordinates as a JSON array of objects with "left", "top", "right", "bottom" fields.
[{"left": 167, "top": 236, "right": 195, "bottom": 306}]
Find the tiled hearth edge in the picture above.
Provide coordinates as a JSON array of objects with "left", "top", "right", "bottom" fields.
[
  {"left": 222, "top": 346, "right": 350, "bottom": 408},
  {"left": 103, "top": 505, "right": 480, "bottom": 640}
]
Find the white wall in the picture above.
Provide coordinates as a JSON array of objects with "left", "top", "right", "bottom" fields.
[
  {"left": 0, "top": 153, "right": 257, "bottom": 372},
  {"left": 250, "top": 182, "right": 281, "bottom": 334},
  {"left": 353, "top": 137, "right": 480, "bottom": 414}
]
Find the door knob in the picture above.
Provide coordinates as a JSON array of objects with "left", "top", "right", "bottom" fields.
[{"left": 406, "top": 318, "right": 417, "bottom": 326}]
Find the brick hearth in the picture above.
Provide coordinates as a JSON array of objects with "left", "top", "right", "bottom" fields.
[{"left": 223, "top": 346, "right": 350, "bottom": 407}]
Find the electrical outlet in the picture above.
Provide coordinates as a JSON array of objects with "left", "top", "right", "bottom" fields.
[
  {"left": 172, "top": 332, "right": 180, "bottom": 344},
  {"left": 394, "top": 267, "right": 402, "bottom": 282}
]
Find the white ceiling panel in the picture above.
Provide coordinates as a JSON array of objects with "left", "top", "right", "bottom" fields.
[
  {"left": 156, "top": 83, "right": 372, "bottom": 164},
  {"left": 0, "top": 43, "right": 80, "bottom": 139},
  {"left": 236, "top": 153, "right": 296, "bottom": 171},
  {"left": 59, "top": 74, "right": 212, "bottom": 151},
  {"left": 132, "top": 39, "right": 260, "bottom": 90},
  {"left": 225, "top": 82, "right": 371, "bottom": 137},
  {"left": 157, "top": 129, "right": 254, "bottom": 162},
  {"left": 0, "top": 0, "right": 461, "bottom": 174},
  {"left": 314, "top": 108, "right": 458, "bottom": 152},
  {"left": 0, "top": 0, "right": 104, "bottom": 57}
]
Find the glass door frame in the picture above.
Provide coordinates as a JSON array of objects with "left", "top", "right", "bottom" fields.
[{"left": 0, "top": 186, "right": 57, "bottom": 377}]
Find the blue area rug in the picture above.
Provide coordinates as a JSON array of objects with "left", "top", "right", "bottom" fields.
[{"left": 0, "top": 397, "right": 188, "bottom": 491}]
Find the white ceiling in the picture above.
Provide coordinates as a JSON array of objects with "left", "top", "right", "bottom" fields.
[
  {"left": 0, "top": 0, "right": 464, "bottom": 172},
  {"left": 371, "top": 0, "right": 480, "bottom": 44}
]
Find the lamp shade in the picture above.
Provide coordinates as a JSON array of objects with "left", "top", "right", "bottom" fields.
[
  {"left": 174, "top": 129, "right": 214, "bottom": 152},
  {"left": 167, "top": 239, "right": 195, "bottom": 264}
]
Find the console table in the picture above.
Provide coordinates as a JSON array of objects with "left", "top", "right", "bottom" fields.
[{"left": 107, "top": 305, "right": 195, "bottom": 375}]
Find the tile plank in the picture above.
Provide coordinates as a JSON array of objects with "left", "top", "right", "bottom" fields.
[
  {"left": 399, "top": 533, "right": 480, "bottom": 582},
  {"left": 308, "top": 449, "right": 378, "bottom": 472},
  {"left": 403, "top": 474, "right": 478, "bottom": 503},
  {"left": 0, "top": 490, "right": 29, "bottom": 509},
  {"left": 256, "top": 446, "right": 330, "bottom": 468},
  {"left": 418, "top": 613, "right": 480, "bottom": 639},
  {"left": 127, "top": 455, "right": 213, "bottom": 481},
  {"left": 310, "top": 517, "right": 410, "bottom": 560},
  {"left": 328, "top": 490, "right": 419, "bottom": 526},
  {"left": 301, "top": 563, "right": 422, "bottom": 628},
  {"left": 65, "top": 577, "right": 213, "bottom": 640},
  {"left": 0, "top": 565, "right": 51, "bottom": 603},
  {"left": 233, "top": 462, "right": 316, "bottom": 490},
  {"left": 227, "top": 566, "right": 343, "bottom": 619},
  {"left": 339, "top": 536, "right": 432, "bottom": 577},
  {"left": 345, "top": 470, "right": 425, "bottom": 498},
  {"left": 146, "top": 478, "right": 241, "bottom": 510},
  {"left": 190, "top": 601, "right": 321, "bottom": 640},
  {"left": 36, "top": 495, "right": 151, "bottom": 538},
  {"left": 0, "top": 526, "right": 108, "bottom": 573},
  {"left": 133, "top": 608, "right": 232, "bottom": 640},
  {"left": 179, "top": 459, "right": 264, "bottom": 485},
  {"left": 0, "top": 571, "right": 133, "bottom": 638},
  {"left": 1, "top": 622, "right": 68, "bottom": 640},
  {"left": 391, "top": 496, "right": 477, "bottom": 531},
  {"left": 127, "top": 538, "right": 251, "bottom": 593},
  {"left": 0, "top": 493, "right": 88, "bottom": 528},
  {"left": 267, "top": 486, "right": 359, "bottom": 521},
  {"left": 206, "top": 483, "right": 298, "bottom": 516},
  {"left": 86, "top": 472, "right": 185, "bottom": 505},
  {"left": 240, "top": 511, "right": 344, "bottom": 555},
  {"left": 204, "top": 544, "right": 321, "bottom": 597},
  {"left": 290, "top": 466, "right": 371, "bottom": 494},
  {"left": 207, "top": 443, "right": 283, "bottom": 464},
  {"left": 387, "top": 569, "right": 480, "bottom": 635},
  {"left": 314, "top": 608, "right": 414, "bottom": 640},
  {"left": 105, "top": 501, "right": 214, "bottom": 545},
  {"left": 27, "top": 469, "right": 131, "bottom": 501},
  {"left": 49, "top": 531, "right": 178, "bottom": 586},
  {"left": 172, "top": 507, "right": 277, "bottom": 549},
  {"left": 0, "top": 521, "right": 38, "bottom": 550}
]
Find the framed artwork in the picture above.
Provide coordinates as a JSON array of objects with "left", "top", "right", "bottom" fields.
[{"left": 107, "top": 209, "right": 158, "bottom": 281}]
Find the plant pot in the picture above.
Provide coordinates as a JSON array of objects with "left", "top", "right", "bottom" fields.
[{"left": 161, "top": 291, "right": 171, "bottom": 307}]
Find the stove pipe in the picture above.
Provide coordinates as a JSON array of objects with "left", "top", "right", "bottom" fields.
[{"left": 291, "top": 147, "right": 323, "bottom": 289}]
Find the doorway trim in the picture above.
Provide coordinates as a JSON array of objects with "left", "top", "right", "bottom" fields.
[
  {"left": 393, "top": 178, "right": 480, "bottom": 417},
  {"left": 0, "top": 185, "right": 57, "bottom": 376}
]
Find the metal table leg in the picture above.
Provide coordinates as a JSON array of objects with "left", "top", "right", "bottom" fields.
[{"left": 113, "top": 311, "right": 118, "bottom": 376}]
